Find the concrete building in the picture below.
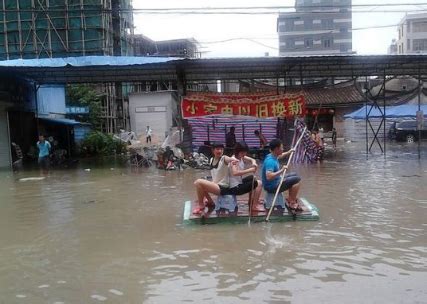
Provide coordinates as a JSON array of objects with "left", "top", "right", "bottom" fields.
[
  {"left": 129, "top": 91, "right": 178, "bottom": 140},
  {"left": 397, "top": 13, "right": 427, "bottom": 54},
  {"left": 133, "top": 37, "right": 201, "bottom": 59},
  {"left": 277, "top": 0, "right": 353, "bottom": 56}
]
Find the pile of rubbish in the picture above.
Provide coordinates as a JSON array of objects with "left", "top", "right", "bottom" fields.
[
  {"left": 185, "top": 152, "right": 210, "bottom": 170},
  {"left": 117, "top": 128, "right": 213, "bottom": 171}
]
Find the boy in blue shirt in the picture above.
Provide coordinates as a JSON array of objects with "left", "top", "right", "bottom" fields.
[
  {"left": 261, "top": 139, "right": 302, "bottom": 212},
  {"left": 37, "top": 135, "right": 51, "bottom": 172}
]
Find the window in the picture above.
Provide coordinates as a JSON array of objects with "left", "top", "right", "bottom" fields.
[
  {"left": 407, "top": 39, "right": 411, "bottom": 51},
  {"left": 340, "top": 27, "right": 348, "bottom": 33},
  {"left": 286, "top": 20, "right": 295, "bottom": 31},
  {"left": 413, "top": 39, "right": 427, "bottom": 52},
  {"left": 322, "top": 19, "right": 334, "bottom": 30},
  {"left": 413, "top": 21, "right": 427, "bottom": 33},
  {"left": 340, "top": 44, "right": 348, "bottom": 52},
  {"left": 304, "top": 19, "right": 313, "bottom": 30},
  {"left": 322, "top": 38, "right": 332, "bottom": 48},
  {"left": 286, "top": 39, "right": 295, "bottom": 48},
  {"left": 407, "top": 22, "right": 411, "bottom": 33},
  {"left": 305, "top": 38, "right": 314, "bottom": 48}
]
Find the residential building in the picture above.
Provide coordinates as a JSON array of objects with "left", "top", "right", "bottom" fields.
[
  {"left": 277, "top": 0, "right": 353, "bottom": 56},
  {"left": 397, "top": 13, "right": 427, "bottom": 54}
]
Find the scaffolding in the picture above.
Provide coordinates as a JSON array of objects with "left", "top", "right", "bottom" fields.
[
  {"left": 0, "top": 0, "right": 134, "bottom": 133},
  {"left": 0, "top": 0, "right": 133, "bottom": 59}
]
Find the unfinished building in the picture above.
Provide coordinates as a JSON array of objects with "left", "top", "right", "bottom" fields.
[{"left": 0, "top": 0, "right": 134, "bottom": 132}]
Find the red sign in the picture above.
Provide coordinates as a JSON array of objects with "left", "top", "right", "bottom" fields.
[{"left": 182, "top": 93, "right": 306, "bottom": 118}]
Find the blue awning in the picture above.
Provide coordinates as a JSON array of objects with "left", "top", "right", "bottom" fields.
[
  {"left": 38, "top": 117, "right": 90, "bottom": 126},
  {"left": 345, "top": 104, "right": 427, "bottom": 119}
]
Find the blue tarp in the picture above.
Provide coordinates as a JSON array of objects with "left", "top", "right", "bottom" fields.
[
  {"left": 345, "top": 104, "right": 427, "bottom": 119},
  {"left": 0, "top": 56, "right": 180, "bottom": 68}
]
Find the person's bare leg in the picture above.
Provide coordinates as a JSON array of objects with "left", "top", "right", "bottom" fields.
[
  {"left": 287, "top": 182, "right": 300, "bottom": 207},
  {"left": 194, "top": 179, "right": 221, "bottom": 208},
  {"left": 248, "top": 180, "right": 264, "bottom": 212},
  {"left": 194, "top": 180, "right": 206, "bottom": 209}
]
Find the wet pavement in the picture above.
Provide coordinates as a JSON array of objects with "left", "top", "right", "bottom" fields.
[{"left": 0, "top": 142, "right": 426, "bottom": 303}]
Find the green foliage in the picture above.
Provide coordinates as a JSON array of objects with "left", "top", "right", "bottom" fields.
[
  {"left": 66, "top": 84, "right": 102, "bottom": 130},
  {"left": 81, "top": 131, "right": 126, "bottom": 156}
]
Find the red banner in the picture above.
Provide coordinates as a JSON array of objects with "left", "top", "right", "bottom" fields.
[{"left": 182, "top": 93, "right": 306, "bottom": 118}]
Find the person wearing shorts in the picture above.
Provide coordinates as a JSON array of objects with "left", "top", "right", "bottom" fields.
[
  {"left": 193, "top": 142, "right": 237, "bottom": 215},
  {"left": 219, "top": 142, "right": 263, "bottom": 212},
  {"left": 261, "top": 139, "right": 302, "bottom": 211}
]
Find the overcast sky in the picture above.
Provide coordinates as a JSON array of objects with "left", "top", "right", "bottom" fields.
[{"left": 133, "top": 0, "right": 427, "bottom": 57}]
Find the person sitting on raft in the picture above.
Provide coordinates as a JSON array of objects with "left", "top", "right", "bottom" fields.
[
  {"left": 193, "top": 142, "right": 263, "bottom": 215},
  {"left": 261, "top": 139, "right": 303, "bottom": 212},
  {"left": 193, "top": 142, "right": 236, "bottom": 215},
  {"left": 222, "top": 141, "right": 264, "bottom": 212}
]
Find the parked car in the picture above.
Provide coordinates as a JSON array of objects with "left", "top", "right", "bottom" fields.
[{"left": 389, "top": 120, "right": 427, "bottom": 143}]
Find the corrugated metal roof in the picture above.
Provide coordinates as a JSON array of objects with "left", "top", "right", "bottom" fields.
[
  {"left": 0, "top": 56, "right": 179, "bottom": 67},
  {"left": 1, "top": 55, "right": 427, "bottom": 84}
]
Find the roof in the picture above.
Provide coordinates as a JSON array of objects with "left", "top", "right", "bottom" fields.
[
  {"left": 297, "top": 85, "right": 364, "bottom": 106},
  {"left": 239, "top": 79, "right": 364, "bottom": 106},
  {"left": 0, "top": 56, "right": 178, "bottom": 68},
  {"left": 39, "top": 117, "right": 90, "bottom": 126},
  {"left": 1, "top": 55, "right": 427, "bottom": 84}
]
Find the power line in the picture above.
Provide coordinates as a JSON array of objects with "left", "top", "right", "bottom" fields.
[
  {"left": 198, "top": 21, "right": 417, "bottom": 46},
  {"left": 132, "top": 10, "right": 427, "bottom": 15},
  {"left": 133, "top": 3, "right": 427, "bottom": 11}
]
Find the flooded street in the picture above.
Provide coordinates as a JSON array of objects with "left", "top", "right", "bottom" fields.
[{"left": 0, "top": 143, "right": 426, "bottom": 303}]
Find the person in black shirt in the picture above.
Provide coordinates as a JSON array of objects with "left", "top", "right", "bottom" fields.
[{"left": 226, "top": 126, "right": 236, "bottom": 148}]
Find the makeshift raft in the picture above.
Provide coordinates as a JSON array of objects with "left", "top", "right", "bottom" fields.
[{"left": 183, "top": 198, "right": 319, "bottom": 225}]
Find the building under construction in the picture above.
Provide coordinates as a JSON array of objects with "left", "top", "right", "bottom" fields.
[{"left": 0, "top": 0, "right": 134, "bottom": 132}]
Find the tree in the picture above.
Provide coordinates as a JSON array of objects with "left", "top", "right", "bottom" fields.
[{"left": 66, "top": 84, "right": 102, "bottom": 130}]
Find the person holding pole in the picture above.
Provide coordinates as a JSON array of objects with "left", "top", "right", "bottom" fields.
[{"left": 261, "top": 139, "right": 302, "bottom": 213}]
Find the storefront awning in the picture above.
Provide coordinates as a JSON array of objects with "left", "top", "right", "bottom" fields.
[{"left": 38, "top": 117, "right": 90, "bottom": 126}]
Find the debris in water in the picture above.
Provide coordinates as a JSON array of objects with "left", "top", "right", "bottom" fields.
[
  {"left": 109, "top": 289, "right": 124, "bottom": 296},
  {"left": 19, "top": 177, "right": 45, "bottom": 182},
  {"left": 91, "top": 295, "right": 107, "bottom": 301},
  {"left": 84, "top": 168, "right": 91, "bottom": 172},
  {"left": 38, "top": 284, "right": 50, "bottom": 288}
]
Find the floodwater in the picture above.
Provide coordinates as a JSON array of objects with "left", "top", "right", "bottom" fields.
[{"left": 0, "top": 142, "right": 426, "bottom": 303}]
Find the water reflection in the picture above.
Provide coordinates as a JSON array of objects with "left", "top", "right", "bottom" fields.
[{"left": 0, "top": 142, "right": 426, "bottom": 303}]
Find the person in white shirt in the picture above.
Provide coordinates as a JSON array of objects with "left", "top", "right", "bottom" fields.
[
  {"left": 221, "top": 142, "right": 263, "bottom": 213},
  {"left": 145, "top": 126, "right": 153, "bottom": 144},
  {"left": 193, "top": 142, "right": 236, "bottom": 215}
]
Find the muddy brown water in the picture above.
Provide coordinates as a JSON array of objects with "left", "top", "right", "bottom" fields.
[{"left": 0, "top": 142, "right": 426, "bottom": 303}]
